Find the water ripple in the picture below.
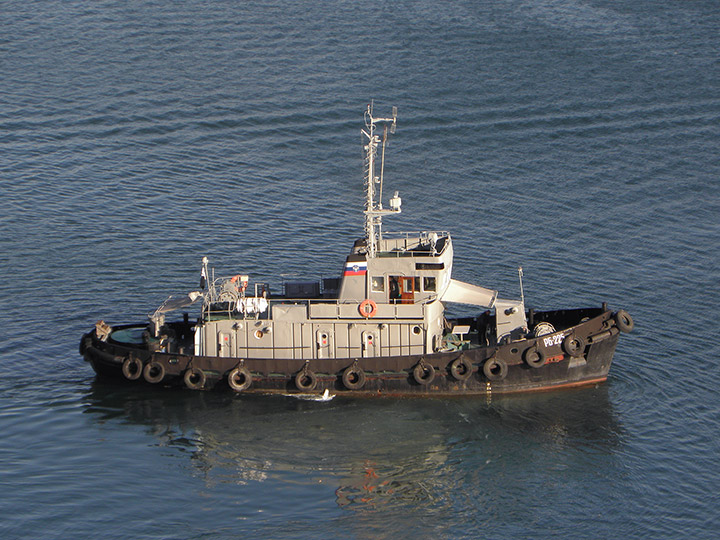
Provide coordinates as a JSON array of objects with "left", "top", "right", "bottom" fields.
[{"left": 2, "top": 0, "right": 719, "bottom": 538}]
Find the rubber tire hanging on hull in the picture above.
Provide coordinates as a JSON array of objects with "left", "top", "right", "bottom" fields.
[
  {"left": 562, "top": 334, "right": 586, "bottom": 357},
  {"left": 615, "top": 309, "right": 634, "bottom": 333},
  {"left": 483, "top": 357, "right": 508, "bottom": 381},
  {"left": 450, "top": 357, "right": 473, "bottom": 381},
  {"left": 524, "top": 346, "right": 546, "bottom": 368},
  {"left": 122, "top": 356, "right": 143, "bottom": 381},
  {"left": 295, "top": 370, "right": 318, "bottom": 392},
  {"left": 342, "top": 365, "right": 366, "bottom": 390},
  {"left": 413, "top": 362, "right": 435, "bottom": 385},
  {"left": 228, "top": 366, "right": 252, "bottom": 392},
  {"left": 143, "top": 361, "right": 165, "bottom": 384},
  {"left": 184, "top": 367, "right": 206, "bottom": 390}
]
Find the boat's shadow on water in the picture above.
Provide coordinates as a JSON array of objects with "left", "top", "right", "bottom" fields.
[{"left": 81, "top": 379, "right": 624, "bottom": 509}]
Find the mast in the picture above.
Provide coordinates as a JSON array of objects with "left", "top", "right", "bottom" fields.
[{"left": 361, "top": 103, "right": 401, "bottom": 258}]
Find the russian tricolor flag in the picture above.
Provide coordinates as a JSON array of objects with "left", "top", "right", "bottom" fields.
[{"left": 344, "top": 261, "right": 367, "bottom": 276}]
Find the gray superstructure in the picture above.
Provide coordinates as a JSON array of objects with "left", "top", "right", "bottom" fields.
[{"left": 182, "top": 106, "right": 526, "bottom": 363}]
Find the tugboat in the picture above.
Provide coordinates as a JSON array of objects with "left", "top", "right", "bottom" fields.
[{"left": 80, "top": 105, "right": 634, "bottom": 396}]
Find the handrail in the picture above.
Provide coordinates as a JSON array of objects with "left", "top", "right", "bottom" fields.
[{"left": 203, "top": 294, "right": 437, "bottom": 322}]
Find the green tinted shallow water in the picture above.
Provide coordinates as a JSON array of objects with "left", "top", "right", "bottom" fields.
[{"left": 1, "top": 1, "right": 719, "bottom": 539}]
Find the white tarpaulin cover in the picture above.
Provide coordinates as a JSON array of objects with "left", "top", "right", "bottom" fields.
[{"left": 440, "top": 279, "right": 498, "bottom": 308}]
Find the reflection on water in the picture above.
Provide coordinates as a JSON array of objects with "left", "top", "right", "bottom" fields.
[
  {"left": 3, "top": 0, "right": 718, "bottom": 535},
  {"left": 82, "top": 381, "right": 622, "bottom": 512}
]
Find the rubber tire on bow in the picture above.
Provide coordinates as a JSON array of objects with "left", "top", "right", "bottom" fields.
[
  {"left": 122, "top": 356, "right": 143, "bottom": 381},
  {"left": 184, "top": 367, "right": 206, "bottom": 390},
  {"left": 228, "top": 366, "right": 252, "bottom": 392},
  {"left": 143, "top": 361, "right": 165, "bottom": 384},
  {"left": 524, "top": 346, "right": 546, "bottom": 368},
  {"left": 483, "top": 357, "right": 508, "bottom": 381},
  {"left": 615, "top": 309, "right": 634, "bottom": 333},
  {"left": 413, "top": 363, "right": 435, "bottom": 385},
  {"left": 450, "top": 356, "right": 473, "bottom": 381},
  {"left": 295, "top": 370, "right": 318, "bottom": 392},
  {"left": 562, "top": 334, "right": 586, "bottom": 357},
  {"left": 342, "top": 366, "right": 366, "bottom": 390}
]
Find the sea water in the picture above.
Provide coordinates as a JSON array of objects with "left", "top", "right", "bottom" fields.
[{"left": 1, "top": 1, "right": 719, "bottom": 538}]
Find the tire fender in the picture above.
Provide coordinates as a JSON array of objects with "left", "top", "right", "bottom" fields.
[
  {"left": 342, "top": 365, "right": 366, "bottom": 390},
  {"left": 524, "top": 346, "right": 546, "bottom": 368},
  {"left": 143, "top": 361, "right": 165, "bottom": 384},
  {"left": 228, "top": 366, "right": 252, "bottom": 392},
  {"left": 184, "top": 367, "right": 206, "bottom": 390},
  {"left": 122, "top": 356, "right": 144, "bottom": 381},
  {"left": 413, "top": 362, "right": 435, "bottom": 385},
  {"left": 483, "top": 357, "right": 508, "bottom": 381},
  {"left": 295, "top": 369, "right": 318, "bottom": 392},
  {"left": 450, "top": 356, "right": 473, "bottom": 381},
  {"left": 614, "top": 309, "right": 634, "bottom": 333},
  {"left": 562, "top": 334, "right": 586, "bottom": 357}
]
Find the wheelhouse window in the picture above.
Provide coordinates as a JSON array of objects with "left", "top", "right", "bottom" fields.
[
  {"left": 416, "top": 262, "right": 444, "bottom": 270},
  {"left": 371, "top": 276, "right": 385, "bottom": 292},
  {"left": 423, "top": 277, "right": 437, "bottom": 292}
]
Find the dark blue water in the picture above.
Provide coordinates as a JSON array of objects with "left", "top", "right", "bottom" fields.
[{"left": 2, "top": 1, "right": 719, "bottom": 538}]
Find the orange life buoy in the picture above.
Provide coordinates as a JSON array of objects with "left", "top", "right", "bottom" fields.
[
  {"left": 230, "top": 275, "right": 247, "bottom": 292},
  {"left": 359, "top": 299, "right": 377, "bottom": 318}
]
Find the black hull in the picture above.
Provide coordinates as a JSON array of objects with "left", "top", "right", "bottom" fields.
[{"left": 81, "top": 307, "right": 630, "bottom": 396}]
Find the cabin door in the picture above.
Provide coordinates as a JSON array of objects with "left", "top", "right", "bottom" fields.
[
  {"left": 389, "top": 276, "right": 416, "bottom": 304},
  {"left": 400, "top": 277, "right": 415, "bottom": 304}
]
